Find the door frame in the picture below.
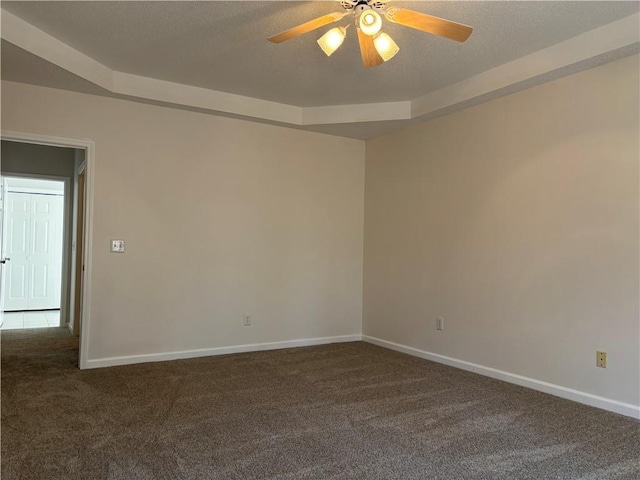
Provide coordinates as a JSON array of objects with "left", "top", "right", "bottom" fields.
[
  {"left": 1, "top": 131, "right": 94, "bottom": 369},
  {"left": 2, "top": 173, "right": 70, "bottom": 323},
  {"left": 73, "top": 162, "right": 86, "bottom": 338}
]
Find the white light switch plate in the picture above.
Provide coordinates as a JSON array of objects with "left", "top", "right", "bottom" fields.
[{"left": 111, "top": 239, "right": 125, "bottom": 253}]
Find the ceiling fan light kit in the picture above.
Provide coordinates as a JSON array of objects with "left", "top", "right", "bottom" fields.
[
  {"left": 268, "top": 0, "right": 473, "bottom": 68},
  {"left": 317, "top": 26, "right": 348, "bottom": 56},
  {"left": 373, "top": 32, "right": 399, "bottom": 62},
  {"left": 359, "top": 9, "right": 382, "bottom": 36}
]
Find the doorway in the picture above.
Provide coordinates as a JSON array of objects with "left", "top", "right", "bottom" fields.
[
  {"left": 1, "top": 176, "right": 66, "bottom": 329},
  {"left": 0, "top": 133, "right": 93, "bottom": 369}
]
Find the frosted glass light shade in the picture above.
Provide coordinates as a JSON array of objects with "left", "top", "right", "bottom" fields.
[
  {"left": 373, "top": 32, "right": 399, "bottom": 62},
  {"left": 317, "top": 27, "right": 347, "bottom": 56},
  {"left": 359, "top": 10, "right": 382, "bottom": 36}
]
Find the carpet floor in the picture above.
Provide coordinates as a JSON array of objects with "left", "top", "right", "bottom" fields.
[{"left": 1, "top": 328, "right": 639, "bottom": 480}]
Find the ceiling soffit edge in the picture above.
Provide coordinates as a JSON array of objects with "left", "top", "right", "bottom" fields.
[{"left": 2, "top": 9, "right": 639, "bottom": 127}]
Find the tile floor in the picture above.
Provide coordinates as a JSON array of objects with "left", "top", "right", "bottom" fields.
[{"left": 1, "top": 310, "right": 61, "bottom": 330}]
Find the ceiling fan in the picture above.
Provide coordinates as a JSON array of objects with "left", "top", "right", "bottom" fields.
[{"left": 268, "top": 0, "right": 473, "bottom": 67}]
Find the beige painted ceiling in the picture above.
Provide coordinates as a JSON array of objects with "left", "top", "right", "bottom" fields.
[{"left": 2, "top": 1, "right": 639, "bottom": 139}]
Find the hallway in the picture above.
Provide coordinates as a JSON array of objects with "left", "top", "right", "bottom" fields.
[{"left": 1, "top": 310, "right": 61, "bottom": 329}]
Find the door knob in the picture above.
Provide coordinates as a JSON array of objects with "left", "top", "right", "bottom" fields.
[{"left": 0, "top": 258, "right": 10, "bottom": 264}]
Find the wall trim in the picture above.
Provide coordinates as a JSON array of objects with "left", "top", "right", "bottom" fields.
[
  {"left": 362, "top": 335, "right": 640, "bottom": 420},
  {"left": 85, "top": 334, "right": 363, "bottom": 369}
]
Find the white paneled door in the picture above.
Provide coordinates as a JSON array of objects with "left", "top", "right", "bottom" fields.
[
  {"left": 0, "top": 176, "right": 5, "bottom": 327},
  {"left": 2, "top": 192, "right": 63, "bottom": 311}
]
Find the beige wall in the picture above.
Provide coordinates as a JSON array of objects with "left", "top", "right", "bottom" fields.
[
  {"left": 2, "top": 55, "right": 637, "bottom": 409},
  {"left": 1, "top": 81, "right": 365, "bottom": 361},
  {"left": 363, "top": 55, "right": 639, "bottom": 405},
  {"left": 1, "top": 140, "right": 76, "bottom": 177}
]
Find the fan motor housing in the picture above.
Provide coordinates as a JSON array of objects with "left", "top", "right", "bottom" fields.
[{"left": 344, "top": 0, "right": 386, "bottom": 13}]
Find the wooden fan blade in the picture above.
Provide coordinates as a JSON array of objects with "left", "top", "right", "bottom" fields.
[
  {"left": 268, "top": 12, "right": 347, "bottom": 43},
  {"left": 385, "top": 7, "right": 473, "bottom": 42},
  {"left": 357, "top": 28, "right": 384, "bottom": 67}
]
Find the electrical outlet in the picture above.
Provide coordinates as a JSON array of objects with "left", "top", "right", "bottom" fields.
[
  {"left": 436, "top": 317, "right": 444, "bottom": 331},
  {"left": 596, "top": 351, "right": 607, "bottom": 368},
  {"left": 243, "top": 314, "right": 251, "bottom": 326}
]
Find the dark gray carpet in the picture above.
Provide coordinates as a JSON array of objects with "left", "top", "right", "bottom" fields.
[{"left": 1, "top": 328, "right": 639, "bottom": 480}]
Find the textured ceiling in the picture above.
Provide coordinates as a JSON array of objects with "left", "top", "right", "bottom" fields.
[{"left": 1, "top": 1, "right": 639, "bottom": 138}]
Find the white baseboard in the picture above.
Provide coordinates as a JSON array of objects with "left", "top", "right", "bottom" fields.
[
  {"left": 84, "top": 334, "right": 362, "bottom": 370},
  {"left": 362, "top": 335, "right": 640, "bottom": 420}
]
